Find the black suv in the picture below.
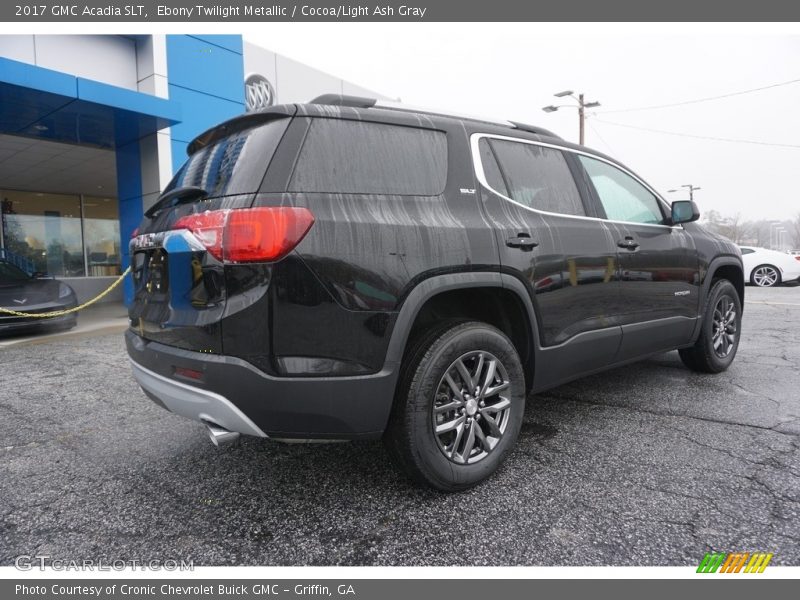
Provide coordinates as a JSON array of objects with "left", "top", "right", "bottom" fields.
[{"left": 126, "top": 95, "right": 744, "bottom": 490}]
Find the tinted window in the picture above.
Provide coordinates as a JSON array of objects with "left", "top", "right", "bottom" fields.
[
  {"left": 488, "top": 139, "right": 585, "bottom": 216},
  {"left": 578, "top": 155, "right": 664, "bottom": 225},
  {"left": 739, "top": 248, "right": 755, "bottom": 255},
  {"left": 289, "top": 119, "right": 447, "bottom": 195},
  {"left": 166, "top": 118, "right": 290, "bottom": 197},
  {"left": 478, "top": 139, "right": 508, "bottom": 197}
]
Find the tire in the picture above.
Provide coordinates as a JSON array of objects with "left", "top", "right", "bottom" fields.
[
  {"left": 750, "top": 264, "right": 781, "bottom": 287},
  {"left": 679, "top": 279, "right": 741, "bottom": 373},
  {"left": 384, "top": 320, "right": 526, "bottom": 492}
]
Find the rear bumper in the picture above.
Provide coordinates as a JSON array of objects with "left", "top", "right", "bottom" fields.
[{"left": 125, "top": 330, "right": 398, "bottom": 440}]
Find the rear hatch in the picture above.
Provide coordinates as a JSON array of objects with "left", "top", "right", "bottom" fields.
[{"left": 129, "top": 109, "right": 294, "bottom": 353}]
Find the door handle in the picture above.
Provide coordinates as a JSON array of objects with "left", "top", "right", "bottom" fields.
[
  {"left": 506, "top": 234, "right": 539, "bottom": 250},
  {"left": 617, "top": 236, "right": 639, "bottom": 250}
]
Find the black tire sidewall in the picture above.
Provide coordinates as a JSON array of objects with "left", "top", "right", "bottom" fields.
[{"left": 403, "top": 323, "right": 525, "bottom": 490}]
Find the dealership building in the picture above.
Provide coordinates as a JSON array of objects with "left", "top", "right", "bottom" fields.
[{"left": 0, "top": 34, "right": 387, "bottom": 302}]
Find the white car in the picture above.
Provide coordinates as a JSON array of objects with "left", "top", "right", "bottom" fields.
[{"left": 739, "top": 246, "right": 800, "bottom": 287}]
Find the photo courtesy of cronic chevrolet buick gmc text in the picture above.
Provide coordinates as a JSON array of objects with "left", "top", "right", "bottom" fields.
[{"left": 126, "top": 95, "right": 744, "bottom": 491}]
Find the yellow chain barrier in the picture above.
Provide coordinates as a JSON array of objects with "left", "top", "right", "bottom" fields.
[{"left": 0, "top": 266, "right": 131, "bottom": 319}]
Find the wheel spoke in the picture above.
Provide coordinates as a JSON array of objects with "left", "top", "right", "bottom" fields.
[
  {"left": 436, "top": 414, "right": 465, "bottom": 435},
  {"left": 449, "top": 422, "right": 465, "bottom": 458},
  {"left": 478, "top": 359, "right": 497, "bottom": 399},
  {"left": 482, "top": 397, "right": 511, "bottom": 413},
  {"left": 434, "top": 400, "right": 463, "bottom": 413},
  {"left": 444, "top": 373, "right": 464, "bottom": 401},
  {"left": 473, "top": 353, "right": 485, "bottom": 390},
  {"left": 483, "top": 381, "right": 510, "bottom": 398},
  {"left": 481, "top": 412, "right": 503, "bottom": 437},
  {"left": 455, "top": 359, "right": 475, "bottom": 390},
  {"left": 473, "top": 422, "right": 492, "bottom": 452},
  {"left": 458, "top": 421, "right": 476, "bottom": 464}
]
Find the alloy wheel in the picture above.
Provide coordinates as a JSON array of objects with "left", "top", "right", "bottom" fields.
[
  {"left": 431, "top": 350, "right": 512, "bottom": 465},
  {"left": 753, "top": 266, "right": 779, "bottom": 287},
  {"left": 712, "top": 295, "right": 737, "bottom": 358}
]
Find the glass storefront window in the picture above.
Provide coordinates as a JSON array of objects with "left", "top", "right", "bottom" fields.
[
  {"left": 83, "top": 196, "right": 121, "bottom": 276},
  {"left": 1, "top": 190, "right": 121, "bottom": 278},
  {"left": 1, "top": 191, "right": 84, "bottom": 277}
]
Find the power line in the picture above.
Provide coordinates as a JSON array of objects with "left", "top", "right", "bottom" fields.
[
  {"left": 592, "top": 118, "right": 800, "bottom": 149},
  {"left": 597, "top": 77, "right": 800, "bottom": 114},
  {"left": 586, "top": 121, "right": 616, "bottom": 155}
]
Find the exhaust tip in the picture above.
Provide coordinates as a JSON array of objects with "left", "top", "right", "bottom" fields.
[{"left": 205, "top": 422, "right": 240, "bottom": 447}]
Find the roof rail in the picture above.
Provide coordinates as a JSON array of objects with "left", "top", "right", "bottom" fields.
[
  {"left": 509, "top": 121, "right": 562, "bottom": 139},
  {"left": 309, "top": 94, "right": 561, "bottom": 139}
]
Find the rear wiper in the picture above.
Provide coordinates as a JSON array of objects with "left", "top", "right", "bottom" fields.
[{"left": 145, "top": 186, "right": 208, "bottom": 218}]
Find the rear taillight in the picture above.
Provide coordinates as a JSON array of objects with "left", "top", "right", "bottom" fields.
[
  {"left": 172, "top": 207, "right": 314, "bottom": 263},
  {"left": 795, "top": 256, "right": 800, "bottom": 262}
]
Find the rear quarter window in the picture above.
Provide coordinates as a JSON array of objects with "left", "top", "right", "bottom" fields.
[
  {"left": 486, "top": 138, "right": 586, "bottom": 216},
  {"left": 288, "top": 119, "right": 448, "bottom": 196}
]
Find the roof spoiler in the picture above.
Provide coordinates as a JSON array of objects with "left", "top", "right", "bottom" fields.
[
  {"left": 186, "top": 105, "right": 296, "bottom": 155},
  {"left": 310, "top": 94, "right": 377, "bottom": 108}
]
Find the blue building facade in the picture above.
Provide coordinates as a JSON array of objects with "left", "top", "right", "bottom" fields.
[{"left": 0, "top": 34, "right": 385, "bottom": 303}]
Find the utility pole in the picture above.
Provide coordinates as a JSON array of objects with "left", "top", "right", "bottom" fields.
[
  {"left": 668, "top": 184, "right": 701, "bottom": 202},
  {"left": 542, "top": 91, "right": 600, "bottom": 145}
]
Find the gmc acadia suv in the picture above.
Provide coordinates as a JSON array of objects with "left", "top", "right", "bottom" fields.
[{"left": 126, "top": 95, "right": 744, "bottom": 491}]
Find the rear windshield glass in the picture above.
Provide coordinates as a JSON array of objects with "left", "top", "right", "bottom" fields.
[
  {"left": 165, "top": 118, "right": 290, "bottom": 197},
  {"left": 289, "top": 119, "right": 448, "bottom": 196}
]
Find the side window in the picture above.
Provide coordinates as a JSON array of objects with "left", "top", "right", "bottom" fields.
[
  {"left": 478, "top": 139, "right": 508, "bottom": 197},
  {"left": 578, "top": 155, "right": 664, "bottom": 225},
  {"left": 739, "top": 248, "right": 755, "bottom": 255},
  {"left": 488, "top": 139, "right": 585, "bottom": 216},
  {"left": 289, "top": 119, "right": 447, "bottom": 196}
]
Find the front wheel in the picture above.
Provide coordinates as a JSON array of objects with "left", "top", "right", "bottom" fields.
[
  {"left": 751, "top": 264, "right": 781, "bottom": 287},
  {"left": 679, "top": 279, "right": 741, "bottom": 373},
  {"left": 384, "top": 321, "right": 525, "bottom": 491}
]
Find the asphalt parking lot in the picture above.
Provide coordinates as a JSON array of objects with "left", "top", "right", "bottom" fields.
[{"left": 2, "top": 286, "right": 799, "bottom": 566}]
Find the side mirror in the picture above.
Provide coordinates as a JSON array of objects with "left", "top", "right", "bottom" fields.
[
  {"left": 671, "top": 200, "right": 700, "bottom": 225},
  {"left": 32, "top": 271, "right": 52, "bottom": 279}
]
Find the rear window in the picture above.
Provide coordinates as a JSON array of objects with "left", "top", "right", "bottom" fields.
[
  {"left": 288, "top": 119, "right": 447, "bottom": 196},
  {"left": 165, "top": 118, "right": 290, "bottom": 197}
]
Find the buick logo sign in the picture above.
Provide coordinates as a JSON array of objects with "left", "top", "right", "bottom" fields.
[{"left": 245, "top": 74, "right": 275, "bottom": 112}]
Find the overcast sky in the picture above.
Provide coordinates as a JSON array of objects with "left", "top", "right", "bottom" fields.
[{"left": 246, "top": 25, "right": 800, "bottom": 221}]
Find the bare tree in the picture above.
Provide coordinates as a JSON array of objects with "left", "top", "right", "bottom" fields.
[{"left": 716, "top": 212, "right": 749, "bottom": 244}]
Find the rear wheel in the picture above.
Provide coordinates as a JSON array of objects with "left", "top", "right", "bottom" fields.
[
  {"left": 751, "top": 264, "right": 781, "bottom": 287},
  {"left": 679, "top": 279, "right": 741, "bottom": 373},
  {"left": 384, "top": 320, "right": 525, "bottom": 491}
]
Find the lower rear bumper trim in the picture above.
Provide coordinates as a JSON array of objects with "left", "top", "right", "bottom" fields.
[{"left": 129, "top": 359, "right": 268, "bottom": 438}]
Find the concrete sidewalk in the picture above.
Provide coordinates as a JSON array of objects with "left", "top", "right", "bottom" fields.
[{"left": 0, "top": 302, "right": 128, "bottom": 349}]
